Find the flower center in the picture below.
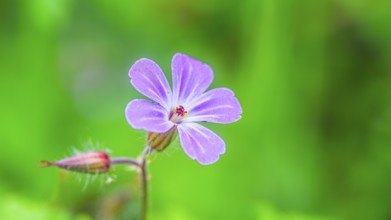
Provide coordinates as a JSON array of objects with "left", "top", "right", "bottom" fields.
[
  {"left": 175, "top": 105, "right": 188, "bottom": 117},
  {"left": 169, "top": 105, "right": 188, "bottom": 123}
]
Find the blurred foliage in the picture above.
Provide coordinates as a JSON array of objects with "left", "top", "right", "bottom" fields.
[{"left": 0, "top": 0, "right": 390, "bottom": 219}]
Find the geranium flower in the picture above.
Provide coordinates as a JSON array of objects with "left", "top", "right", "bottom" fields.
[{"left": 125, "top": 53, "right": 242, "bottom": 165}]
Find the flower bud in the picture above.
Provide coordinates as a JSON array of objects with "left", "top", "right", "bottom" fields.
[
  {"left": 39, "top": 151, "right": 110, "bottom": 174},
  {"left": 147, "top": 126, "right": 177, "bottom": 151}
]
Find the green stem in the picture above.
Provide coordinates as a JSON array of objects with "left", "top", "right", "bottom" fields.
[
  {"left": 140, "top": 146, "right": 151, "bottom": 220},
  {"left": 110, "top": 157, "right": 140, "bottom": 166},
  {"left": 109, "top": 148, "right": 150, "bottom": 220}
]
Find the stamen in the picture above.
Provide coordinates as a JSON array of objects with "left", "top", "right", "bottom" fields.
[{"left": 174, "top": 105, "right": 188, "bottom": 118}]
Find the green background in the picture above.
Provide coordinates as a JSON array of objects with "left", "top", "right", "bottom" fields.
[{"left": 1, "top": 0, "right": 390, "bottom": 219}]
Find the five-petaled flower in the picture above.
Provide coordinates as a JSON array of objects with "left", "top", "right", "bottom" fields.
[{"left": 125, "top": 53, "right": 242, "bottom": 165}]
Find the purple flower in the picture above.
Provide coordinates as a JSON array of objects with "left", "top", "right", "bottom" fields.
[{"left": 125, "top": 53, "right": 242, "bottom": 165}]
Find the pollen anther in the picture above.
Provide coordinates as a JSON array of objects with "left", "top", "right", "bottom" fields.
[{"left": 174, "top": 105, "right": 188, "bottom": 118}]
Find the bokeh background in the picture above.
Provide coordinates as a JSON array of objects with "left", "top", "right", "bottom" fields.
[{"left": 1, "top": 0, "right": 391, "bottom": 219}]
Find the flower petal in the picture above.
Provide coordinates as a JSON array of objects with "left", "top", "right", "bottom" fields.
[
  {"left": 125, "top": 99, "right": 174, "bottom": 133},
  {"left": 171, "top": 53, "right": 213, "bottom": 106},
  {"left": 177, "top": 123, "right": 225, "bottom": 165},
  {"left": 184, "top": 88, "right": 242, "bottom": 124},
  {"left": 129, "top": 58, "right": 172, "bottom": 110}
]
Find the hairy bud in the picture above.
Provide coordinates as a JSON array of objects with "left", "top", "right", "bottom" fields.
[
  {"left": 147, "top": 127, "right": 177, "bottom": 151},
  {"left": 39, "top": 151, "right": 110, "bottom": 174}
]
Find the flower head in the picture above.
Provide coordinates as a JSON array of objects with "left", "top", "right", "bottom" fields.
[{"left": 125, "top": 53, "right": 242, "bottom": 165}]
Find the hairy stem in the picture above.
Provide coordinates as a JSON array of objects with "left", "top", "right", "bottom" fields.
[
  {"left": 107, "top": 148, "right": 151, "bottom": 219},
  {"left": 140, "top": 146, "right": 151, "bottom": 220},
  {"left": 110, "top": 157, "right": 140, "bottom": 166}
]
